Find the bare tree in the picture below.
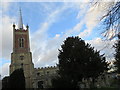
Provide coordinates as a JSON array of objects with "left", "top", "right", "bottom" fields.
[{"left": 91, "top": 1, "right": 120, "bottom": 40}]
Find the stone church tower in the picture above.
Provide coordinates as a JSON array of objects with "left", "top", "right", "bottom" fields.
[{"left": 10, "top": 9, "right": 34, "bottom": 88}]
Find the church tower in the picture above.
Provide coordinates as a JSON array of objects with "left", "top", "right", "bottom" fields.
[{"left": 10, "top": 8, "right": 34, "bottom": 88}]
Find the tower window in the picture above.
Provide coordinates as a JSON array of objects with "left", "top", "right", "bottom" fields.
[
  {"left": 19, "top": 38, "right": 24, "bottom": 48},
  {"left": 20, "top": 56, "right": 24, "bottom": 60},
  {"left": 21, "top": 63, "right": 23, "bottom": 68},
  {"left": 37, "top": 73, "right": 40, "bottom": 76},
  {"left": 47, "top": 71, "right": 49, "bottom": 74}
]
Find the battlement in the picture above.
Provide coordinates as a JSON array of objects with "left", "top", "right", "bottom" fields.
[
  {"left": 13, "top": 24, "right": 29, "bottom": 32},
  {"left": 15, "top": 29, "right": 28, "bottom": 32},
  {"left": 35, "top": 66, "right": 58, "bottom": 70}
]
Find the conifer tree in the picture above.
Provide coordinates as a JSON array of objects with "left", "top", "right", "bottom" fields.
[
  {"left": 52, "top": 36, "right": 108, "bottom": 88},
  {"left": 9, "top": 68, "right": 25, "bottom": 89},
  {"left": 114, "top": 35, "right": 120, "bottom": 73}
]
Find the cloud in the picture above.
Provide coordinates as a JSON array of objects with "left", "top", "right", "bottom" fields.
[
  {"left": 0, "top": 1, "right": 17, "bottom": 60},
  {"left": 60, "top": 2, "right": 93, "bottom": 38},
  {"left": 1, "top": 2, "right": 12, "bottom": 12},
  {"left": 31, "top": 32, "right": 64, "bottom": 67},
  {"left": 1, "top": 0, "right": 93, "bottom": 2},
  {"left": 34, "top": 47, "right": 58, "bottom": 67},
  {"left": 0, "top": 6, "right": 16, "bottom": 77},
  {"left": 87, "top": 37, "right": 115, "bottom": 61},
  {"left": 64, "top": 20, "right": 84, "bottom": 37},
  {"left": 76, "top": 1, "right": 115, "bottom": 38},
  {"left": 1, "top": 10, "right": 16, "bottom": 83},
  {"left": 31, "top": 1, "right": 97, "bottom": 67},
  {"left": 0, "top": 63, "right": 10, "bottom": 79},
  {"left": 31, "top": 3, "right": 83, "bottom": 68},
  {"left": 1, "top": 16, "right": 16, "bottom": 60}
]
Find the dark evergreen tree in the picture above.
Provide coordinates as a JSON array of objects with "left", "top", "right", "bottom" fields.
[
  {"left": 114, "top": 36, "right": 120, "bottom": 73},
  {"left": 2, "top": 76, "right": 9, "bottom": 90},
  {"left": 52, "top": 36, "right": 108, "bottom": 88},
  {"left": 9, "top": 68, "right": 25, "bottom": 89}
]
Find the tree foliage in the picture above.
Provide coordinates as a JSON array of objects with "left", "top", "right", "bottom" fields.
[
  {"left": 9, "top": 68, "right": 25, "bottom": 89},
  {"left": 52, "top": 36, "right": 108, "bottom": 88},
  {"left": 2, "top": 76, "right": 9, "bottom": 89},
  {"left": 114, "top": 38, "right": 120, "bottom": 73}
]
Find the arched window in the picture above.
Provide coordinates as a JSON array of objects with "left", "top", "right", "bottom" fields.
[{"left": 19, "top": 38, "right": 24, "bottom": 48}]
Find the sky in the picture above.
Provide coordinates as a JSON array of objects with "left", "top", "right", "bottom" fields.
[{"left": 0, "top": 0, "right": 117, "bottom": 79}]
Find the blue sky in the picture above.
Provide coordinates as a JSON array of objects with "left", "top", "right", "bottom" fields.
[
  {"left": 0, "top": 1, "right": 116, "bottom": 78},
  {"left": 5, "top": 2, "right": 97, "bottom": 39}
]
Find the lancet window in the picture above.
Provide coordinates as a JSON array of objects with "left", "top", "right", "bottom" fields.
[{"left": 19, "top": 38, "right": 24, "bottom": 48}]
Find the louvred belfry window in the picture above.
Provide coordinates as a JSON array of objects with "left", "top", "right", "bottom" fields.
[{"left": 19, "top": 38, "right": 24, "bottom": 48}]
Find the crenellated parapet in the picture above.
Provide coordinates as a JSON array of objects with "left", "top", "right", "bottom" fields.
[
  {"left": 35, "top": 66, "right": 59, "bottom": 77},
  {"left": 37, "top": 66, "right": 58, "bottom": 70},
  {"left": 34, "top": 66, "right": 59, "bottom": 88}
]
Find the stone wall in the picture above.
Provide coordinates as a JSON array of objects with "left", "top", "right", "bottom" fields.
[{"left": 34, "top": 66, "right": 59, "bottom": 88}]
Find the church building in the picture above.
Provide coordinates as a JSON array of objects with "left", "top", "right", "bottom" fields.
[{"left": 9, "top": 9, "right": 58, "bottom": 88}]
